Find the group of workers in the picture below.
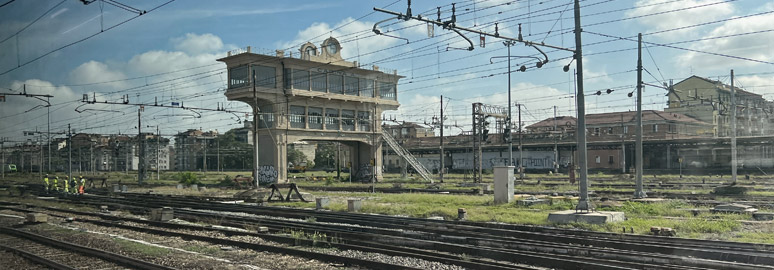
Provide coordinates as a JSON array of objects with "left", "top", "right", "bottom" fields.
[{"left": 43, "top": 174, "right": 86, "bottom": 195}]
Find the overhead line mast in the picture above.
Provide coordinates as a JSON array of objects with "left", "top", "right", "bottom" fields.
[{"left": 374, "top": 0, "right": 593, "bottom": 211}]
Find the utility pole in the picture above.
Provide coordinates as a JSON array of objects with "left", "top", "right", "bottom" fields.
[
  {"left": 506, "top": 41, "right": 515, "bottom": 170},
  {"left": 216, "top": 137, "right": 220, "bottom": 172},
  {"left": 336, "top": 142, "right": 341, "bottom": 179},
  {"left": 1, "top": 138, "right": 4, "bottom": 180},
  {"left": 620, "top": 113, "right": 626, "bottom": 174},
  {"left": 573, "top": 0, "right": 592, "bottom": 211},
  {"left": 203, "top": 136, "right": 208, "bottom": 172},
  {"left": 518, "top": 103, "right": 524, "bottom": 179},
  {"left": 731, "top": 69, "right": 737, "bottom": 184},
  {"left": 157, "top": 126, "right": 160, "bottom": 180},
  {"left": 125, "top": 142, "right": 129, "bottom": 175},
  {"left": 440, "top": 95, "right": 445, "bottom": 183},
  {"left": 138, "top": 107, "right": 145, "bottom": 185},
  {"left": 553, "top": 106, "right": 559, "bottom": 174},
  {"left": 253, "top": 69, "right": 260, "bottom": 187},
  {"left": 634, "top": 33, "right": 647, "bottom": 199},
  {"left": 39, "top": 134, "right": 43, "bottom": 178},
  {"left": 68, "top": 124, "right": 72, "bottom": 188},
  {"left": 47, "top": 97, "right": 51, "bottom": 172}
]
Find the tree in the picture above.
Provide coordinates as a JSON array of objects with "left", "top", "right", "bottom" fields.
[
  {"left": 287, "top": 147, "right": 308, "bottom": 166},
  {"left": 314, "top": 142, "right": 336, "bottom": 169}
]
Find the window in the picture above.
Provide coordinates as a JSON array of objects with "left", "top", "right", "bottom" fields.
[
  {"left": 607, "top": 127, "right": 613, "bottom": 134},
  {"left": 344, "top": 76, "right": 358, "bottom": 95},
  {"left": 289, "top": 106, "right": 306, "bottom": 129},
  {"left": 379, "top": 82, "right": 396, "bottom": 100},
  {"left": 595, "top": 156, "right": 601, "bottom": 164},
  {"left": 623, "top": 126, "right": 629, "bottom": 134},
  {"left": 311, "top": 71, "right": 326, "bottom": 92},
  {"left": 283, "top": 68, "right": 291, "bottom": 89},
  {"left": 357, "top": 111, "right": 371, "bottom": 131},
  {"left": 228, "top": 66, "right": 249, "bottom": 88},
  {"left": 594, "top": 128, "right": 600, "bottom": 136},
  {"left": 341, "top": 110, "right": 355, "bottom": 131},
  {"left": 653, "top": 124, "right": 659, "bottom": 133},
  {"left": 292, "top": 69, "right": 310, "bottom": 90},
  {"left": 308, "top": 107, "right": 323, "bottom": 129},
  {"left": 325, "top": 108, "right": 339, "bottom": 130},
  {"left": 257, "top": 105, "right": 274, "bottom": 128},
  {"left": 252, "top": 65, "right": 276, "bottom": 88},
  {"left": 608, "top": 155, "right": 614, "bottom": 164},
  {"left": 328, "top": 74, "right": 343, "bottom": 94},
  {"left": 360, "top": 78, "right": 374, "bottom": 97}
]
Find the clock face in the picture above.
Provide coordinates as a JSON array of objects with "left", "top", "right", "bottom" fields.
[{"left": 327, "top": 43, "right": 338, "bottom": 54}]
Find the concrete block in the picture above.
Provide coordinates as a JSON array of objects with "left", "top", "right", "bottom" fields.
[
  {"left": 548, "top": 210, "right": 625, "bottom": 224},
  {"left": 517, "top": 198, "right": 548, "bottom": 206},
  {"left": 26, "top": 213, "right": 48, "bottom": 223},
  {"left": 316, "top": 197, "right": 330, "bottom": 209},
  {"left": 120, "top": 185, "right": 128, "bottom": 193},
  {"left": 753, "top": 212, "right": 774, "bottom": 221},
  {"left": 711, "top": 203, "right": 757, "bottom": 214},
  {"left": 190, "top": 184, "right": 198, "bottom": 190},
  {"left": 426, "top": 216, "right": 444, "bottom": 220},
  {"left": 176, "top": 184, "right": 183, "bottom": 189},
  {"left": 113, "top": 184, "right": 120, "bottom": 192},
  {"left": 348, "top": 199, "right": 362, "bottom": 212},
  {"left": 199, "top": 187, "right": 207, "bottom": 192},
  {"left": 493, "top": 166, "right": 515, "bottom": 204},
  {"left": 150, "top": 207, "right": 174, "bottom": 222}
]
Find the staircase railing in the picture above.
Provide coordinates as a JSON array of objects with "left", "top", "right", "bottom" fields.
[{"left": 381, "top": 130, "right": 434, "bottom": 183}]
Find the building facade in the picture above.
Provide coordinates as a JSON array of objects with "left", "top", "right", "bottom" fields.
[
  {"left": 218, "top": 37, "right": 401, "bottom": 183},
  {"left": 666, "top": 76, "right": 774, "bottom": 137}
]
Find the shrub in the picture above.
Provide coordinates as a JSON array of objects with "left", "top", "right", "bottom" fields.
[{"left": 176, "top": 172, "right": 201, "bottom": 186}]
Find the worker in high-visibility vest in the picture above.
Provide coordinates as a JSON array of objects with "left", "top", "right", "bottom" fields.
[
  {"left": 43, "top": 174, "right": 50, "bottom": 194},
  {"left": 70, "top": 177, "right": 78, "bottom": 194},
  {"left": 52, "top": 176, "right": 59, "bottom": 192},
  {"left": 63, "top": 176, "right": 69, "bottom": 193},
  {"left": 78, "top": 176, "right": 85, "bottom": 194}
]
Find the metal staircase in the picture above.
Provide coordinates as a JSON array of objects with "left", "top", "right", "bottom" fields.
[{"left": 381, "top": 130, "right": 434, "bottom": 183}]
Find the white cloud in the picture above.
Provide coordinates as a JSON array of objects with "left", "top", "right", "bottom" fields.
[
  {"left": 626, "top": 0, "right": 734, "bottom": 39},
  {"left": 172, "top": 33, "right": 224, "bottom": 55},
  {"left": 735, "top": 75, "right": 774, "bottom": 97},
  {"left": 70, "top": 61, "right": 128, "bottom": 89},
  {"left": 676, "top": 12, "right": 774, "bottom": 70},
  {"left": 278, "top": 17, "right": 401, "bottom": 63},
  {"left": 0, "top": 79, "right": 81, "bottom": 137}
]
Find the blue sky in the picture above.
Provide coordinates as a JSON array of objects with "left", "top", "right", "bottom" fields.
[{"left": 1, "top": 0, "right": 773, "bottom": 141}]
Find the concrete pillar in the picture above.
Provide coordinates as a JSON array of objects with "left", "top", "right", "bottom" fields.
[
  {"left": 352, "top": 140, "right": 382, "bottom": 182},
  {"left": 494, "top": 166, "right": 515, "bottom": 204}
]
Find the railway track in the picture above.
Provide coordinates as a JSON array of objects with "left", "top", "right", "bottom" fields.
[
  {"left": 0, "top": 225, "right": 174, "bottom": 270},
  {"left": 33, "top": 192, "right": 774, "bottom": 270}
]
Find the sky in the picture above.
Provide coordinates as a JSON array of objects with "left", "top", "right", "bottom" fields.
[{"left": 1, "top": 0, "right": 773, "bottom": 144}]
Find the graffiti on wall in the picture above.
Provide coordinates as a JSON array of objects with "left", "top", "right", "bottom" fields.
[
  {"left": 355, "top": 163, "right": 373, "bottom": 181},
  {"left": 257, "top": 165, "right": 278, "bottom": 184}
]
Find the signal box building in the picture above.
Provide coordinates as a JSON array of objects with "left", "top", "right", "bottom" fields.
[{"left": 217, "top": 37, "right": 401, "bottom": 183}]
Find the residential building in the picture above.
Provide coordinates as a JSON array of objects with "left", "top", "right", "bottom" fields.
[{"left": 666, "top": 75, "right": 774, "bottom": 137}]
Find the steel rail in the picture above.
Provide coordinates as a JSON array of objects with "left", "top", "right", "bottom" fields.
[
  {"left": 0, "top": 243, "right": 77, "bottom": 270},
  {"left": 90, "top": 192, "right": 774, "bottom": 255},
  {"left": 0, "top": 227, "right": 176, "bottom": 270},
  {"left": 0, "top": 204, "right": 429, "bottom": 270},
  {"left": 39, "top": 195, "right": 774, "bottom": 269}
]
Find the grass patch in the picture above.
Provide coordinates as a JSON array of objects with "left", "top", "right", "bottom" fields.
[
  {"left": 112, "top": 238, "right": 172, "bottom": 257},
  {"left": 182, "top": 245, "right": 222, "bottom": 255}
]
